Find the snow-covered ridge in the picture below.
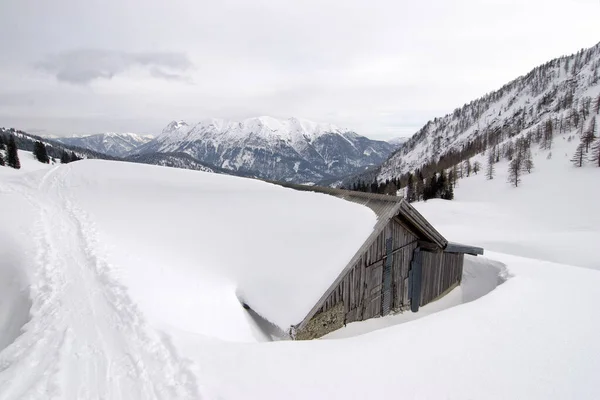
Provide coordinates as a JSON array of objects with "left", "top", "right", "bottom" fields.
[
  {"left": 67, "top": 132, "right": 154, "bottom": 140},
  {"left": 56, "top": 132, "right": 155, "bottom": 158},
  {"left": 139, "top": 116, "right": 394, "bottom": 183},
  {"left": 373, "top": 41, "right": 600, "bottom": 181},
  {"left": 158, "top": 116, "right": 349, "bottom": 143}
]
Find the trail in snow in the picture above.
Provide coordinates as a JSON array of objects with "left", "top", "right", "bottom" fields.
[{"left": 0, "top": 166, "right": 202, "bottom": 400}]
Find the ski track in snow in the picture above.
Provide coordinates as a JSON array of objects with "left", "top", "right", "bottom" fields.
[{"left": 0, "top": 167, "right": 202, "bottom": 400}]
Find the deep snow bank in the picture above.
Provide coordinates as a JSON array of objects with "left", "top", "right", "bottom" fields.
[
  {"left": 61, "top": 160, "right": 377, "bottom": 341},
  {"left": 0, "top": 235, "right": 32, "bottom": 353},
  {"left": 324, "top": 255, "right": 510, "bottom": 339},
  {"left": 172, "top": 252, "right": 600, "bottom": 400},
  {"left": 0, "top": 153, "right": 50, "bottom": 353}
]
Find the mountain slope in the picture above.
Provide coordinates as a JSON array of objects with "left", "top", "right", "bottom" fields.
[
  {"left": 136, "top": 116, "right": 394, "bottom": 183},
  {"left": 56, "top": 132, "right": 154, "bottom": 157},
  {"left": 351, "top": 42, "right": 600, "bottom": 185},
  {"left": 1, "top": 128, "right": 120, "bottom": 162}
]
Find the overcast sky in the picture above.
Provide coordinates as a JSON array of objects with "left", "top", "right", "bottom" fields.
[{"left": 0, "top": 0, "right": 598, "bottom": 139}]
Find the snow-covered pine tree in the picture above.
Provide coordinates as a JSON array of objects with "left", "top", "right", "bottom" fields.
[
  {"left": 571, "top": 142, "right": 586, "bottom": 167},
  {"left": 0, "top": 151, "right": 4, "bottom": 166},
  {"left": 7, "top": 136, "right": 20, "bottom": 169},
  {"left": 486, "top": 150, "right": 495, "bottom": 180},
  {"left": 582, "top": 116, "right": 596, "bottom": 152},
  {"left": 463, "top": 159, "right": 471, "bottom": 177},
  {"left": 523, "top": 148, "right": 534, "bottom": 173},
  {"left": 541, "top": 119, "right": 554, "bottom": 150},
  {"left": 590, "top": 138, "right": 600, "bottom": 167}
]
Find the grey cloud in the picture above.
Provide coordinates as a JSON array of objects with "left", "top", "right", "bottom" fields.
[
  {"left": 36, "top": 49, "right": 192, "bottom": 84},
  {"left": 148, "top": 66, "right": 191, "bottom": 82}
]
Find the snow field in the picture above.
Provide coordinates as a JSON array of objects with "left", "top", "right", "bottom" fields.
[{"left": 0, "top": 144, "right": 599, "bottom": 399}]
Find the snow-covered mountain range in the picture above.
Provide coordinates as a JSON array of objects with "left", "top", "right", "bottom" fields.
[
  {"left": 56, "top": 132, "right": 154, "bottom": 158},
  {"left": 347, "top": 41, "right": 600, "bottom": 186},
  {"left": 134, "top": 116, "right": 394, "bottom": 183}
]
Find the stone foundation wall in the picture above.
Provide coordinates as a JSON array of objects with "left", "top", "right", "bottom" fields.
[{"left": 294, "top": 302, "right": 345, "bottom": 340}]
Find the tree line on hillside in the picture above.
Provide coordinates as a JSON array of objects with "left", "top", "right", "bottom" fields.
[
  {"left": 0, "top": 131, "right": 81, "bottom": 169},
  {"left": 344, "top": 45, "right": 600, "bottom": 199},
  {"left": 345, "top": 93, "right": 600, "bottom": 197}
]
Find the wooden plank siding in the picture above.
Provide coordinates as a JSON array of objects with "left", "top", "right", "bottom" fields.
[
  {"left": 315, "top": 218, "right": 419, "bottom": 324},
  {"left": 419, "top": 251, "right": 464, "bottom": 306}
]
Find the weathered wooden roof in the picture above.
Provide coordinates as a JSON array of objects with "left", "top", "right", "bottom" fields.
[
  {"left": 445, "top": 242, "right": 484, "bottom": 256},
  {"left": 271, "top": 182, "right": 483, "bottom": 330},
  {"left": 274, "top": 182, "right": 447, "bottom": 247}
]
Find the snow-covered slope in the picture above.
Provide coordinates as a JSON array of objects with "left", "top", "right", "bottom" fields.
[
  {"left": 1, "top": 150, "right": 599, "bottom": 399},
  {"left": 136, "top": 116, "right": 394, "bottom": 183},
  {"left": 56, "top": 132, "right": 154, "bottom": 157},
  {"left": 414, "top": 131, "right": 600, "bottom": 269},
  {"left": 371, "top": 41, "right": 600, "bottom": 182}
]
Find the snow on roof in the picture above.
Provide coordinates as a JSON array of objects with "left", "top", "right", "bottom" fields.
[{"left": 64, "top": 160, "right": 377, "bottom": 336}]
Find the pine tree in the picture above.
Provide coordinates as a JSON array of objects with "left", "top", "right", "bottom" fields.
[
  {"left": 571, "top": 142, "right": 585, "bottom": 167},
  {"left": 0, "top": 151, "right": 4, "bottom": 166},
  {"left": 439, "top": 170, "right": 453, "bottom": 200},
  {"left": 0, "top": 135, "right": 5, "bottom": 150},
  {"left": 406, "top": 173, "right": 416, "bottom": 202},
  {"left": 7, "top": 136, "right": 20, "bottom": 169},
  {"left": 384, "top": 180, "right": 398, "bottom": 196},
  {"left": 415, "top": 177, "right": 424, "bottom": 202},
  {"left": 463, "top": 159, "right": 471, "bottom": 177},
  {"left": 451, "top": 164, "right": 458, "bottom": 186},
  {"left": 33, "top": 141, "right": 50, "bottom": 163},
  {"left": 443, "top": 181, "right": 454, "bottom": 200},
  {"left": 436, "top": 170, "right": 447, "bottom": 198},
  {"left": 582, "top": 116, "right": 596, "bottom": 153},
  {"left": 486, "top": 151, "right": 495, "bottom": 180},
  {"left": 507, "top": 157, "right": 522, "bottom": 187},
  {"left": 591, "top": 139, "right": 600, "bottom": 167},
  {"left": 70, "top": 152, "right": 80, "bottom": 162},
  {"left": 472, "top": 161, "right": 481, "bottom": 175},
  {"left": 541, "top": 119, "right": 554, "bottom": 150},
  {"left": 423, "top": 176, "right": 436, "bottom": 201},
  {"left": 523, "top": 148, "right": 534, "bottom": 173}
]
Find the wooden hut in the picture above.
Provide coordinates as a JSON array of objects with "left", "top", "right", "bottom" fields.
[{"left": 275, "top": 183, "right": 483, "bottom": 340}]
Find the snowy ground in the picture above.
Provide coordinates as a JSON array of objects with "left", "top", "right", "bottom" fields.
[
  {"left": 1, "top": 142, "right": 599, "bottom": 399},
  {"left": 416, "top": 132, "right": 600, "bottom": 270}
]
